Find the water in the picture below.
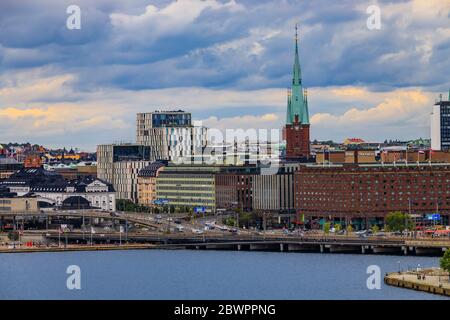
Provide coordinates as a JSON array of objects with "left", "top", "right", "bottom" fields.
[{"left": 0, "top": 250, "right": 447, "bottom": 300}]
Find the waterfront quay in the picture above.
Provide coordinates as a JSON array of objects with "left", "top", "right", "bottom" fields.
[
  {"left": 1, "top": 210, "right": 449, "bottom": 256},
  {"left": 3, "top": 231, "right": 449, "bottom": 256},
  {"left": 385, "top": 269, "right": 450, "bottom": 297}
]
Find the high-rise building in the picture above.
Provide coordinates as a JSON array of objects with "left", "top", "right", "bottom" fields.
[
  {"left": 136, "top": 110, "right": 207, "bottom": 162},
  {"left": 284, "top": 25, "right": 310, "bottom": 160},
  {"left": 97, "top": 144, "right": 153, "bottom": 201},
  {"left": 431, "top": 90, "right": 450, "bottom": 151}
]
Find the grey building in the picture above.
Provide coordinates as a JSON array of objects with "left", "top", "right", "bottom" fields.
[
  {"left": 252, "top": 162, "right": 299, "bottom": 213},
  {"left": 97, "top": 144, "right": 153, "bottom": 201},
  {"left": 136, "top": 110, "right": 207, "bottom": 163},
  {"left": 431, "top": 91, "right": 450, "bottom": 151}
]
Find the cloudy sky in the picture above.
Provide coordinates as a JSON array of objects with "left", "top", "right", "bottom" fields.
[{"left": 0, "top": 0, "right": 449, "bottom": 151}]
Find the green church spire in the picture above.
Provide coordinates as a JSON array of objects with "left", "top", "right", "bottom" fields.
[{"left": 286, "top": 24, "right": 309, "bottom": 125}]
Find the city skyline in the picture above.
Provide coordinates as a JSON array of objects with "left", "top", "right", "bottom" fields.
[{"left": 0, "top": 0, "right": 449, "bottom": 151}]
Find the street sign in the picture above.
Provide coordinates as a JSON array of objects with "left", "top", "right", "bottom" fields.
[
  {"left": 426, "top": 213, "right": 440, "bottom": 221},
  {"left": 153, "top": 199, "right": 169, "bottom": 205},
  {"left": 194, "top": 207, "right": 206, "bottom": 213}
]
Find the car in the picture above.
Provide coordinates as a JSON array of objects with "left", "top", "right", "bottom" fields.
[
  {"left": 174, "top": 219, "right": 182, "bottom": 224},
  {"left": 358, "top": 234, "right": 368, "bottom": 238},
  {"left": 156, "top": 215, "right": 162, "bottom": 219}
]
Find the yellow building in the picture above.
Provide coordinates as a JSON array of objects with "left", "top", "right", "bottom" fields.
[
  {"left": 137, "top": 162, "right": 166, "bottom": 206},
  {"left": 0, "top": 197, "right": 38, "bottom": 213}
]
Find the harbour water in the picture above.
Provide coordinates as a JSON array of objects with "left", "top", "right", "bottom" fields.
[{"left": 0, "top": 250, "right": 447, "bottom": 300}]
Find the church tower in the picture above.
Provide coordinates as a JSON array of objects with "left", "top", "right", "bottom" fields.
[{"left": 284, "top": 24, "right": 310, "bottom": 160}]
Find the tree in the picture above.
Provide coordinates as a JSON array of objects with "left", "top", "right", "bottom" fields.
[
  {"left": 385, "top": 211, "right": 414, "bottom": 232},
  {"left": 8, "top": 231, "right": 19, "bottom": 241},
  {"left": 334, "top": 224, "right": 342, "bottom": 232},
  {"left": 323, "top": 222, "right": 331, "bottom": 234},
  {"left": 239, "top": 212, "right": 253, "bottom": 228},
  {"left": 346, "top": 225, "right": 353, "bottom": 233},
  {"left": 371, "top": 224, "right": 380, "bottom": 234},
  {"left": 223, "top": 217, "right": 235, "bottom": 227},
  {"left": 440, "top": 249, "right": 450, "bottom": 278}
]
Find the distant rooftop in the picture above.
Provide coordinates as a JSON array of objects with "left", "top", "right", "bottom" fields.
[
  {"left": 137, "top": 110, "right": 188, "bottom": 114},
  {"left": 0, "top": 157, "right": 20, "bottom": 164}
]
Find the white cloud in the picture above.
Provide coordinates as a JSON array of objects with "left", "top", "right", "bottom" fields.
[
  {"left": 310, "top": 88, "right": 434, "bottom": 142},
  {"left": 110, "top": 0, "right": 244, "bottom": 40}
]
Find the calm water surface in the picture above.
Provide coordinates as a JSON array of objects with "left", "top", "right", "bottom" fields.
[{"left": 0, "top": 250, "right": 448, "bottom": 300}]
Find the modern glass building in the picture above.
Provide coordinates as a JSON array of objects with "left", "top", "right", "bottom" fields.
[
  {"left": 136, "top": 110, "right": 207, "bottom": 163},
  {"left": 431, "top": 91, "right": 450, "bottom": 151}
]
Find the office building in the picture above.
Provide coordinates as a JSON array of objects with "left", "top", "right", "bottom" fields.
[
  {"left": 214, "top": 166, "right": 260, "bottom": 211},
  {"left": 97, "top": 144, "right": 153, "bottom": 201},
  {"left": 252, "top": 162, "right": 299, "bottom": 215},
  {"left": 156, "top": 166, "right": 218, "bottom": 213},
  {"left": 294, "top": 163, "right": 450, "bottom": 228},
  {"left": 137, "top": 161, "right": 166, "bottom": 206},
  {"left": 136, "top": 110, "right": 207, "bottom": 163},
  {"left": 431, "top": 91, "right": 450, "bottom": 151}
]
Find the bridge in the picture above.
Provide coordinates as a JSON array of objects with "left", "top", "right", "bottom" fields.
[
  {"left": 0, "top": 210, "right": 162, "bottom": 230},
  {"left": 41, "top": 231, "right": 450, "bottom": 256},
  {"left": 2, "top": 210, "right": 450, "bottom": 256}
]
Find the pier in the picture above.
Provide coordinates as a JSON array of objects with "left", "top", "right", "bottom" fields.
[{"left": 385, "top": 269, "right": 450, "bottom": 297}]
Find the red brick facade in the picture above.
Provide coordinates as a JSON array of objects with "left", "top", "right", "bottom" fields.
[
  {"left": 294, "top": 164, "right": 450, "bottom": 222},
  {"left": 285, "top": 115, "right": 310, "bottom": 160},
  {"left": 215, "top": 173, "right": 253, "bottom": 211}
]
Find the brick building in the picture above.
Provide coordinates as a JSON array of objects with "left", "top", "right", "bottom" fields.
[
  {"left": 214, "top": 166, "right": 260, "bottom": 211},
  {"left": 295, "top": 163, "right": 450, "bottom": 229}
]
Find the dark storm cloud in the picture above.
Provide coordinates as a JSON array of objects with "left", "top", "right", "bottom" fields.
[{"left": 0, "top": 0, "right": 449, "bottom": 91}]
